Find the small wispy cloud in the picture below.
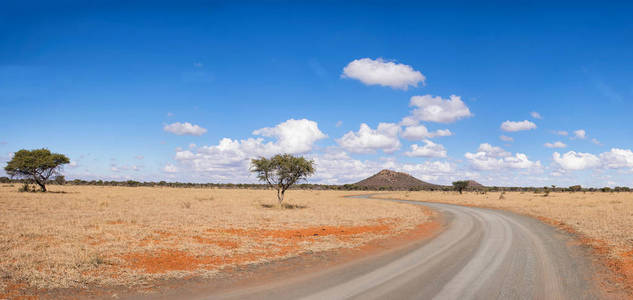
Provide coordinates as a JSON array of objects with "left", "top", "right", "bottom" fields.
[
  {"left": 499, "top": 135, "right": 514, "bottom": 142},
  {"left": 573, "top": 129, "right": 586, "bottom": 139},
  {"left": 544, "top": 141, "right": 567, "bottom": 148},
  {"left": 164, "top": 122, "right": 207, "bottom": 136},
  {"left": 554, "top": 130, "right": 568, "bottom": 136},
  {"left": 530, "top": 111, "right": 543, "bottom": 119},
  {"left": 164, "top": 164, "right": 179, "bottom": 173},
  {"left": 500, "top": 120, "right": 537, "bottom": 132}
]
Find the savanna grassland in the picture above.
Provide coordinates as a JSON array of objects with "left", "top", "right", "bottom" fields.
[
  {"left": 0, "top": 185, "right": 431, "bottom": 298},
  {"left": 385, "top": 190, "right": 633, "bottom": 290}
]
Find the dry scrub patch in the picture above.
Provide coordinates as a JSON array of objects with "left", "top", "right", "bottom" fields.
[
  {"left": 0, "top": 186, "right": 429, "bottom": 297},
  {"left": 387, "top": 191, "right": 633, "bottom": 293}
]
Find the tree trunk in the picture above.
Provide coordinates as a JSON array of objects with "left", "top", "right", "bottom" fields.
[
  {"left": 31, "top": 173, "right": 47, "bottom": 192},
  {"left": 36, "top": 182, "right": 46, "bottom": 192},
  {"left": 277, "top": 189, "right": 285, "bottom": 207}
]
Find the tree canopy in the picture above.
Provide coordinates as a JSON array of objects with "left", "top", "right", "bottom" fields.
[
  {"left": 452, "top": 180, "right": 469, "bottom": 194},
  {"left": 4, "top": 149, "right": 70, "bottom": 192},
  {"left": 250, "top": 154, "right": 315, "bottom": 205}
]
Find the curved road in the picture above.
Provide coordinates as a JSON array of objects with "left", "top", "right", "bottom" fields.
[{"left": 204, "top": 196, "right": 601, "bottom": 299}]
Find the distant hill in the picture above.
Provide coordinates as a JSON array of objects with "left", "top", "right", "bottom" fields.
[
  {"left": 354, "top": 169, "right": 437, "bottom": 189},
  {"left": 465, "top": 180, "right": 484, "bottom": 188}
]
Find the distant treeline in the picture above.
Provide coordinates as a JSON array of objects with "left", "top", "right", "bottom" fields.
[{"left": 0, "top": 176, "right": 630, "bottom": 193}]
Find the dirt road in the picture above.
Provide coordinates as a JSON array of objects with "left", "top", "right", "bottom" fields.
[{"left": 201, "top": 196, "right": 604, "bottom": 299}]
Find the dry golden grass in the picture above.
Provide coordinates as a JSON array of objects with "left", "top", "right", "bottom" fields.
[
  {"left": 386, "top": 190, "right": 633, "bottom": 287},
  {"left": 0, "top": 185, "right": 428, "bottom": 296}
]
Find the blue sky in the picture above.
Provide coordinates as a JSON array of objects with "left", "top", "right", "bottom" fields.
[{"left": 1, "top": 1, "right": 633, "bottom": 187}]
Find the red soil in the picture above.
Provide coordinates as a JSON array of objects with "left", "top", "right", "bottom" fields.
[{"left": 121, "top": 223, "right": 396, "bottom": 275}]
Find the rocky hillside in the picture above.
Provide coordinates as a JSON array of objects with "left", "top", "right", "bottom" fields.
[
  {"left": 465, "top": 180, "right": 485, "bottom": 188},
  {"left": 354, "top": 169, "right": 437, "bottom": 189}
]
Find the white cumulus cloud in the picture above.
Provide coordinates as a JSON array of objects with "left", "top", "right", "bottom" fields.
[
  {"left": 337, "top": 123, "right": 401, "bottom": 154},
  {"left": 478, "top": 143, "right": 511, "bottom": 157},
  {"left": 310, "top": 148, "right": 456, "bottom": 185},
  {"left": 544, "top": 141, "right": 567, "bottom": 148},
  {"left": 341, "top": 58, "right": 425, "bottom": 90},
  {"left": 404, "top": 95, "right": 473, "bottom": 124},
  {"left": 172, "top": 119, "right": 326, "bottom": 180},
  {"left": 404, "top": 140, "right": 447, "bottom": 158},
  {"left": 252, "top": 119, "right": 327, "bottom": 154},
  {"left": 400, "top": 161, "right": 456, "bottom": 183},
  {"left": 164, "top": 122, "right": 207, "bottom": 136},
  {"left": 401, "top": 125, "right": 452, "bottom": 140},
  {"left": 500, "top": 120, "right": 537, "bottom": 132},
  {"left": 552, "top": 151, "right": 600, "bottom": 170},
  {"left": 600, "top": 148, "right": 633, "bottom": 169},
  {"left": 465, "top": 143, "right": 540, "bottom": 170}
]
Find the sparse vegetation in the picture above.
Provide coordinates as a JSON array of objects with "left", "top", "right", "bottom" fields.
[
  {"left": 0, "top": 176, "right": 629, "bottom": 194},
  {"left": 0, "top": 186, "right": 429, "bottom": 297}
]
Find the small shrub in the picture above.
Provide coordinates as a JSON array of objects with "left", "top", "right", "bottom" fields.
[
  {"left": 569, "top": 185, "right": 582, "bottom": 192},
  {"left": 18, "top": 183, "right": 37, "bottom": 193},
  {"left": 88, "top": 254, "right": 109, "bottom": 267}
]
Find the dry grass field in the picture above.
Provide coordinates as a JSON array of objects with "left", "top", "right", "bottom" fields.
[
  {"left": 385, "top": 190, "right": 633, "bottom": 289},
  {"left": 0, "top": 185, "right": 430, "bottom": 298}
]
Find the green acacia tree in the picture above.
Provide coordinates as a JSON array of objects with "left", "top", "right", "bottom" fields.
[
  {"left": 452, "top": 180, "right": 469, "bottom": 194},
  {"left": 4, "top": 149, "right": 70, "bottom": 192},
  {"left": 250, "top": 154, "right": 315, "bottom": 206}
]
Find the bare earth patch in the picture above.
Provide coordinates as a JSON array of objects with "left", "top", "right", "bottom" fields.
[
  {"left": 0, "top": 186, "right": 430, "bottom": 298},
  {"left": 385, "top": 190, "right": 633, "bottom": 296}
]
